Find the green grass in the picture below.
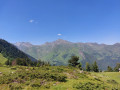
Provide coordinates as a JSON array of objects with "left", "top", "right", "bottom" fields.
[
  {"left": 90, "top": 72, "right": 120, "bottom": 89},
  {"left": 0, "top": 53, "right": 7, "bottom": 64},
  {"left": 0, "top": 66, "right": 17, "bottom": 75},
  {"left": 91, "top": 72, "right": 120, "bottom": 83}
]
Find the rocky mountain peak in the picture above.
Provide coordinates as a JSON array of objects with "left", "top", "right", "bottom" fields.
[
  {"left": 15, "top": 42, "right": 33, "bottom": 47},
  {"left": 53, "top": 39, "right": 72, "bottom": 44}
]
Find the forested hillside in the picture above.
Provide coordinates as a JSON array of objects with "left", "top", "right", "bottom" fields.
[{"left": 0, "top": 39, "right": 36, "bottom": 64}]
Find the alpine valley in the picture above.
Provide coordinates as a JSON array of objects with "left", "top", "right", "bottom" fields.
[{"left": 15, "top": 39, "right": 120, "bottom": 70}]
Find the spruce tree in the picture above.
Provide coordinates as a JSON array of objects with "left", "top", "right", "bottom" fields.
[{"left": 92, "top": 61, "right": 99, "bottom": 72}]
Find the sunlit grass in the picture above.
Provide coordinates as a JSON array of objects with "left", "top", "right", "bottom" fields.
[
  {"left": 0, "top": 66, "right": 120, "bottom": 90},
  {"left": 0, "top": 53, "right": 7, "bottom": 64}
]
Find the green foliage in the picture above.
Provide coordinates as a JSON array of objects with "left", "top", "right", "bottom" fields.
[
  {"left": 5, "top": 58, "right": 33, "bottom": 66},
  {"left": 92, "top": 61, "right": 99, "bottom": 72},
  {"left": 68, "top": 56, "right": 79, "bottom": 67},
  {"left": 73, "top": 82, "right": 107, "bottom": 90},
  {"left": 0, "top": 39, "right": 38, "bottom": 66},
  {"left": 0, "top": 63, "right": 2, "bottom": 67},
  {"left": 107, "top": 66, "right": 113, "bottom": 72},
  {"left": 30, "top": 60, "right": 51, "bottom": 67},
  {"left": 86, "top": 62, "right": 91, "bottom": 71},
  {"left": 0, "top": 39, "right": 29, "bottom": 61},
  {"left": 16, "top": 58, "right": 31, "bottom": 66},
  {"left": 107, "top": 80, "right": 118, "bottom": 84},
  {"left": 0, "top": 67, "right": 67, "bottom": 86},
  {"left": 77, "top": 63, "right": 82, "bottom": 70},
  {"left": 31, "top": 81, "right": 41, "bottom": 87},
  {"left": 77, "top": 73, "right": 88, "bottom": 79},
  {"left": 5, "top": 59, "right": 12, "bottom": 65},
  {"left": 0, "top": 53, "right": 7, "bottom": 64},
  {"left": 11, "top": 67, "right": 17, "bottom": 70},
  {"left": 15, "top": 39, "right": 120, "bottom": 70},
  {"left": 0, "top": 66, "right": 120, "bottom": 89},
  {"left": 114, "top": 63, "right": 120, "bottom": 72},
  {"left": 9, "top": 84, "right": 23, "bottom": 90}
]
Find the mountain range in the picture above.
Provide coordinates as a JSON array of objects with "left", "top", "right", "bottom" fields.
[{"left": 14, "top": 39, "right": 120, "bottom": 70}]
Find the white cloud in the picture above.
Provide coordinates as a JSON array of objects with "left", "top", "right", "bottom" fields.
[
  {"left": 57, "top": 34, "right": 62, "bottom": 36},
  {"left": 29, "top": 20, "right": 34, "bottom": 23}
]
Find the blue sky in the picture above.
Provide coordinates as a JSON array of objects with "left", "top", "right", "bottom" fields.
[{"left": 0, "top": 0, "right": 120, "bottom": 45}]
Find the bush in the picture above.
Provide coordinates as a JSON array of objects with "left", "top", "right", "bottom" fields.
[
  {"left": 57, "top": 68, "right": 64, "bottom": 73},
  {"left": 73, "top": 82, "right": 107, "bottom": 90},
  {"left": 11, "top": 67, "right": 17, "bottom": 70},
  {"left": 107, "top": 80, "right": 118, "bottom": 84},
  {"left": 44, "top": 84, "right": 50, "bottom": 89},
  {"left": 31, "top": 83, "right": 41, "bottom": 87},
  {"left": 76, "top": 73, "right": 88, "bottom": 79},
  {"left": 50, "top": 74, "right": 67, "bottom": 82},
  {"left": 9, "top": 84, "right": 23, "bottom": 90}
]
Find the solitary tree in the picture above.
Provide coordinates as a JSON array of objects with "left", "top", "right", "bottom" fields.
[
  {"left": 68, "top": 56, "right": 79, "bottom": 67},
  {"left": 86, "top": 62, "right": 91, "bottom": 71},
  {"left": 92, "top": 61, "right": 99, "bottom": 72}
]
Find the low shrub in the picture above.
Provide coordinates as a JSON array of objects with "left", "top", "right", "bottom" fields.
[
  {"left": 31, "top": 83, "right": 41, "bottom": 87},
  {"left": 78, "top": 73, "right": 88, "bottom": 78},
  {"left": 94, "top": 77, "right": 101, "bottom": 82},
  {"left": 73, "top": 82, "right": 108, "bottom": 90},
  {"left": 107, "top": 80, "right": 118, "bottom": 84},
  {"left": 9, "top": 84, "right": 23, "bottom": 90},
  {"left": 0, "top": 67, "right": 67, "bottom": 85},
  {"left": 50, "top": 74, "right": 67, "bottom": 82},
  {"left": 11, "top": 67, "right": 17, "bottom": 70}
]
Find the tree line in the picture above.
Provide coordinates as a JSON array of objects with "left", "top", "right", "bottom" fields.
[
  {"left": 68, "top": 56, "right": 120, "bottom": 72},
  {"left": 5, "top": 58, "right": 50, "bottom": 67},
  {"left": 5, "top": 55, "right": 120, "bottom": 72}
]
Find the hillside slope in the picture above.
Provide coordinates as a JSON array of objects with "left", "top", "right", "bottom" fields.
[
  {"left": 0, "top": 66, "right": 120, "bottom": 90},
  {"left": 0, "top": 39, "right": 37, "bottom": 64},
  {"left": 15, "top": 39, "right": 120, "bottom": 70}
]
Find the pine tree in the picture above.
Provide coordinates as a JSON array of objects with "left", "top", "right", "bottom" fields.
[
  {"left": 86, "top": 62, "right": 91, "bottom": 71},
  {"left": 92, "top": 61, "right": 99, "bottom": 72},
  {"left": 107, "top": 66, "right": 113, "bottom": 72},
  {"left": 68, "top": 56, "right": 79, "bottom": 67}
]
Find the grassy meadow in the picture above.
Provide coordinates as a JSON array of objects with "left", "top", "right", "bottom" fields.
[
  {"left": 0, "top": 54, "right": 7, "bottom": 65},
  {"left": 0, "top": 66, "right": 120, "bottom": 90}
]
